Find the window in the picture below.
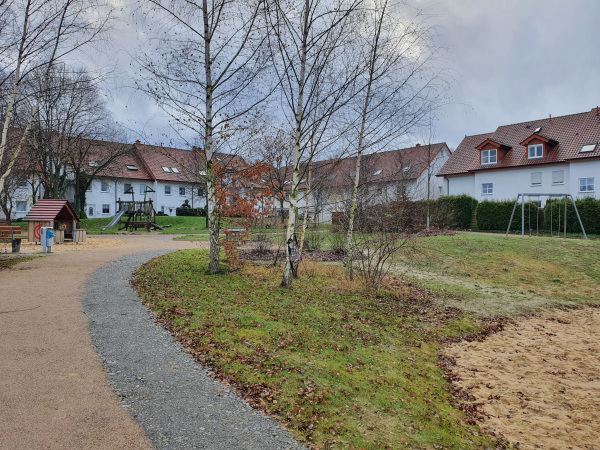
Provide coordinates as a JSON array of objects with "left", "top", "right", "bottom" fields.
[
  {"left": 164, "top": 185, "right": 171, "bottom": 195},
  {"left": 481, "top": 149, "right": 497, "bottom": 164},
  {"left": 528, "top": 144, "right": 543, "bottom": 159},
  {"left": 16, "top": 201, "right": 27, "bottom": 211},
  {"left": 172, "top": 167, "right": 180, "bottom": 173},
  {"left": 580, "top": 144, "right": 596, "bottom": 153},
  {"left": 179, "top": 187, "right": 186, "bottom": 196},
  {"left": 579, "top": 178, "right": 594, "bottom": 192},
  {"left": 17, "top": 180, "right": 27, "bottom": 188},
  {"left": 124, "top": 183, "right": 132, "bottom": 193},
  {"left": 160, "top": 206, "right": 165, "bottom": 213},
  {"left": 552, "top": 170, "right": 564, "bottom": 185},
  {"left": 162, "top": 166, "right": 172, "bottom": 173},
  {"left": 198, "top": 187, "right": 205, "bottom": 196},
  {"left": 140, "top": 184, "right": 147, "bottom": 193},
  {"left": 101, "top": 181, "right": 109, "bottom": 192},
  {"left": 531, "top": 172, "right": 542, "bottom": 186},
  {"left": 482, "top": 183, "right": 493, "bottom": 195},
  {"left": 126, "top": 164, "right": 138, "bottom": 171},
  {"left": 102, "top": 204, "right": 110, "bottom": 214},
  {"left": 87, "top": 183, "right": 92, "bottom": 192}
]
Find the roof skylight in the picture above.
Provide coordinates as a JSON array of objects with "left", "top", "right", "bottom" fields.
[
  {"left": 162, "top": 166, "right": 172, "bottom": 172},
  {"left": 373, "top": 169, "right": 383, "bottom": 176},
  {"left": 172, "top": 167, "right": 180, "bottom": 173},
  {"left": 534, "top": 127, "right": 542, "bottom": 133},
  {"left": 580, "top": 144, "right": 596, "bottom": 153},
  {"left": 126, "top": 164, "right": 138, "bottom": 171},
  {"left": 88, "top": 160, "right": 98, "bottom": 167}
]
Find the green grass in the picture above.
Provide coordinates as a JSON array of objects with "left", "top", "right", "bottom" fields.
[
  {"left": 133, "top": 251, "right": 502, "bottom": 449},
  {"left": 12, "top": 216, "right": 210, "bottom": 235},
  {"left": 0, "top": 254, "right": 41, "bottom": 270},
  {"left": 393, "top": 234, "right": 600, "bottom": 316}
]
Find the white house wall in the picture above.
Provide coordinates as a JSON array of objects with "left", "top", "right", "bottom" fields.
[
  {"left": 569, "top": 159, "right": 600, "bottom": 201},
  {"left": 85, "top": 178, "right": 206, "bottom": 218},
  {"left": 444, "top": 161, "right": 599, "bottom": 205}
]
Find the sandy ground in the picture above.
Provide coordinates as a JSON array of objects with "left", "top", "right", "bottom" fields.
[
  {"left": 0, "top": 235, "right": 205, "bottom": 449},
  {"left": 444, "top": 308, "right": 600, "bottom": 449}
]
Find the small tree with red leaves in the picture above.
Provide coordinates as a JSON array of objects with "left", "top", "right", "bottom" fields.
[{"left": 213, "top": 159, "right": 274, "bottom": 267}]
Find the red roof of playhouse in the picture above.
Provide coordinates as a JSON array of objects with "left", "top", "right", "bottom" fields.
[
  {"left": 22, "top": 200, "right": 80, "bottom": 222},
  {"left": 437, "top": 108, "right": 600, "bottom": 177}
]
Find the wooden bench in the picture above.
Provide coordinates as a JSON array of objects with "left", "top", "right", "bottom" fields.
[{"left": 0, "top": 226, "right": 27, "bottom": 253}]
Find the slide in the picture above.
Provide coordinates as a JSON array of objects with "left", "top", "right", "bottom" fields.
[{"left": 100, "top": 209, "right": 127, "bottom": 231}]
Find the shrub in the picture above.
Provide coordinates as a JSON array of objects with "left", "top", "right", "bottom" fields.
[
  {"left": 176, "top": 207, "right": 205, "bottom": 216},
  {"left": 433, "top": 195, "right": 478, "bottom": 229},
  {"left": 544, "top": 197, "right": 600, "bottom": 235},
  {"left": 329, "top": 228, "right": 347, "bottom": 252},
  {"left": 304, "top": 231, "right": 324, "bottom": 251},
  {"left": 476, "top": 199, "right": 539, "bottom": 232}
]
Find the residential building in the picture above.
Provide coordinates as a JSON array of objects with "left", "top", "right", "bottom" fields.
[
  {"left": 437, "top": 108, "right": 600, "bottom": 205},
  {"left": 279, "top": 143, "right": 451, "bottom": 224}
]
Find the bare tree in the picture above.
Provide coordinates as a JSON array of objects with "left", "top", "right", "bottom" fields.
[
  {"left": 343, "top": 0, "right": 446, "bottom": 279},
  {"left": 0, "top": 0, "right": 113, "bottom": 199},
  {"left": 137, "top": 0, "right": 273, "bottom": 274},
  {"left": 24, "top": 65, "right": 128, "bottom": 214},
  {"left": 266, "top": 0, "right": 362, "bottom": 287}
]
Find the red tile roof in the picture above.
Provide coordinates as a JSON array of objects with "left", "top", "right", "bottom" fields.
[
  {"left": 438, "top": 108, "right": 600, "bottom": 177},
  {"left": 296, "top": 143, "right": 449, "bottom": 191},
  {"left": 22, "top": 199, "right": 80, "bottom": 222}
]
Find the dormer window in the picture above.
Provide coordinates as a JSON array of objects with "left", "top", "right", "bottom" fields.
[
  {"left": 481, "top": 149, "right": 497, "bottom": 165},
  {"left": 528, "top": 144, "right": 543, "bottom": 159}
]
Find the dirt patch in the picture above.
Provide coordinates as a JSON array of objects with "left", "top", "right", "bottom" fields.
[{"left": 443, "top": 307, "right": 600, "bottom": 448}]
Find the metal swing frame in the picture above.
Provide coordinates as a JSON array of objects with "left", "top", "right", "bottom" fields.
[{"left": 506, "top": 193, "right": 587, "bottom": 240}]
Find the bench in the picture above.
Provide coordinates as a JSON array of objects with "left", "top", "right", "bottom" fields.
[{"left": 0, "top": 226, "right": 27, "bottom": 253}]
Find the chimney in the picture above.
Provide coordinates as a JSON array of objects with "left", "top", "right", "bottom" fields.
[
  {"left": 596, "top": 106, "right": 599, "bottom": 116},
  {"left": 135, "top": 140, "right": 141, "bottom": 145},
  {"left": 549, "top": 114, "right": 552, "bottom": 122},
  {"left": 415, "top": 143, "right": 421, "bottom": 147}
]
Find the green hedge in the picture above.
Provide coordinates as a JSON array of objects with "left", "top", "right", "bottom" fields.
[
  {"left": 433, "top": 195, "right": 478, "bottom": 229},
  {"left": 476, "top": 200, "right": 540, "bottom": 232},
  {"left": 544, "top": 197, "right": 600, "bottom": 235},
  {"left": 176, "top": 207, "right": 205, "bottom": 217}
]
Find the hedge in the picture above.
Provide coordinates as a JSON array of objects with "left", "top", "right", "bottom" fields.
[
  {"left": 432, "top": 195, "right": 478, "bottom": 229},
  {"left": 544, "top": 197, "right": 600, "bottom": 235},
  {"left": 176, "top": 207, "right": 205, "bottom": 217},
  {"left": 476, "top": 200, "right": 540, "bottom": 232}
]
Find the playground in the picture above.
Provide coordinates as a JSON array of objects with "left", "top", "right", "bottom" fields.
[{"left": 1, "top": 231, "right": 599, "bottom": 448}]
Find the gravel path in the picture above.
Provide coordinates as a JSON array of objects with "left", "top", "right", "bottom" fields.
[{"left": 84, "top": 250, "right": 304, "bottom": 450}]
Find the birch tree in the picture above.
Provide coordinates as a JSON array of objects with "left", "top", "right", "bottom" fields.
[
  {"left": 137, "top": 0, "right": 272, "bottom": 274},
  {"left": 266, "top": 0, "right": 362, "bottom": 287},
  {"left": 344, "top": 0, "right": 446, "bottom": 280}
]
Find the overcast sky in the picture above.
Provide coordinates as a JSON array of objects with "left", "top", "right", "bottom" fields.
[{"left": 85, "top": 0, "right": 600, "bottom": 150}]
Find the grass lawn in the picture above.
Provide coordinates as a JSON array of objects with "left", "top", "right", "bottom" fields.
[
  {"left": 393, "top": 233, "right": 600, "bottom": 316},
  {"left": 14, "top": 216, "right": 210, "bottom": 235},
  {"left": 0, "top": 254, "right": 40, "bottom": 270},
  {"left": 133, "top": 251, "right": 502, "bottom": 449}
]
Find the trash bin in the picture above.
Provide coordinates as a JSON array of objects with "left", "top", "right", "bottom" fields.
[
  {"left": 41, "top": 227, "right": 55, "bottom": 253},
  {"left": 12, "top": 239, "right": 21, "bottom": 253}
]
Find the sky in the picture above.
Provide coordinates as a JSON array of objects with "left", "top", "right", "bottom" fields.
[{"left": 80, "top": 0, "right": 600, "bottom": 151}]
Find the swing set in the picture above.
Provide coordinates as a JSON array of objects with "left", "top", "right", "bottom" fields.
[{"left": 506, "top": 193, "right": 587, "bottom": 240}]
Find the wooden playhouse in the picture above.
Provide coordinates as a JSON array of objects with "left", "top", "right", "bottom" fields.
[{"left": 22, "top": 200, "right": 81, "bottom": 244}]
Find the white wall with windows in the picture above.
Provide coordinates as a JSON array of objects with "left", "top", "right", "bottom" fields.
[
  {"left": 84, "top": 178, "right": 206, "bottom": 218},
  {"left": 443, "top": 161, "right": 599, "bottom": 205}
]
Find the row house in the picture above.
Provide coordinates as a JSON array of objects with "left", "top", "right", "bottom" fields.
[
  {"left": 437, "top": 108, "right": 600, "bottom": 205},
  {"left": 280, "top": 143, "right": 451, "bottom": 224}
]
